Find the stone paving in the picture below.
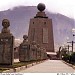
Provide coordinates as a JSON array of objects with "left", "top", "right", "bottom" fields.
[{"left": 18, "top": 60, "right": 75, "bottom": 73}]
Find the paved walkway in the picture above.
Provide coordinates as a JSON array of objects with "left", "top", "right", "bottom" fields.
[{"left": 18, "top": 60, "right": 75, "bottom": 73}]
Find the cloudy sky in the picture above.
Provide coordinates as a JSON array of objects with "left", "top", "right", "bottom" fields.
[{"left": 0, "top": 0, "right": 75, "bottom": 19}]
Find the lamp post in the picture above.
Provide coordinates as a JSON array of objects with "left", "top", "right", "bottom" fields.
[
  {"left": 72, "top": 28, "right": 75, "bottom": 36},
  {"left": 58, "top": 46, "right": 62, "bottom": 59},
  {"left": 64, "top": 45, "right": 70, "bottom": 54},
  {"left": 73, "top": 34, "right": 75, "bottom": 36},
  {"left": 66, "top": 28, "right": 75, "bottom": 53},
  {"left": 72, "top": 28, "right": 75, "bottom": 52},
  {"left": 67, "top": 41, "right": 75, "bottom": 53}
]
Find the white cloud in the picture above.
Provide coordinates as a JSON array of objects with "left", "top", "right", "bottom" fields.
[
  {"left": 15, "top": 38, "right": 22, "bottom": 47},
  {"left": 0, "top": 0, "right": 75, "bottom": 18}
]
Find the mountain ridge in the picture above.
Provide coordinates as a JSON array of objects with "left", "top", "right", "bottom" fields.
[{"left": 0, "top": 6, "right": 75, "bottom": 50}]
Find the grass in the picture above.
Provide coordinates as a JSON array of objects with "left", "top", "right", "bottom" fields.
[
  {"left": 0, "top": 59, "right": 44, "bottom": 72},
  {"left": 13, "top": 62, "right": 30, "bottom": 68},
  {"left": 0, "top": 68, "right": 10, "bottom": 72}
]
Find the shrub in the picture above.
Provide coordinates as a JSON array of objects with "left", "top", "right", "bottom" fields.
[
  {"left": 62, "top": 54, "right": 70, "bottom": 62},
  {"left": 63, "top": 52, "right": 75, "bottom": 64},
  {"left": 70, "top": 52, "right": 75, "bottom": 63}
]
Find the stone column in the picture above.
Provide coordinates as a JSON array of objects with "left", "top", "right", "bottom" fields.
[{"left": 0, "top": 19, "right": 14, "bottom": 65}]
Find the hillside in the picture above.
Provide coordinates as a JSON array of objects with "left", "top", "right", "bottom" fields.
[{"left": 0, "top": 6, "right": 75, "bottom": 50}]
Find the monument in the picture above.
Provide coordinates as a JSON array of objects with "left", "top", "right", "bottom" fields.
[
  {"left": 28, "top": 3, "right": 54, "bottom": 52},
  {"left": 19, "top": 35, "right": 30, "bottom": 62},
  {"left": 0, "top": 19, "right": 14, "bottom": 65}
]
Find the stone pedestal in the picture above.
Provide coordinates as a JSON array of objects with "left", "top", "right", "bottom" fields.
[
  {"left": 19, "top": 35, "right": 30, "bottom": 62},
  {"left": 0, "top": 19, "right": 14, "bottom": 65},
  {"left": 37, "top": 44, "right": 41, "bottom": 60},
  {"left": 40, "top": 48, "right": 44, "bottom": 60},
  {"left": 43, "top": 48, "right": 47, "bottom": 59},
  {"left": 30, "top": 41, "right": 37, "bottom": 60}
]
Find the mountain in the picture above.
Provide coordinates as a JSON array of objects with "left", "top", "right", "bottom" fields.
[{"left": 0, "top": 6, "right": 75, "bottom": 50}]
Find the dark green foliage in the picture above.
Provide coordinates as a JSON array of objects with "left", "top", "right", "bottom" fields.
[
  {"left": 70, "top": 52, "right": 75, "bottom": 63},
  {"left": 62, "top": 54, "right": 70, "bottom": 62},
  {"left": 63, "top": 52, "right": 75, "bottom": 64}
]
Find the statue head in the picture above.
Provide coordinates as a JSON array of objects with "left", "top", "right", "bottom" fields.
[
  {"left": 2, "top": 19, "right": 10, "bottom": 28},
  {"left": 31, "top": 41, "right": 36, "bottom": 45},
  {"left": 37, "top": 44, "right": 40, "bottom": 48},
  {"left": 23, "top": 35, "right": 28, "bottom": 40}
]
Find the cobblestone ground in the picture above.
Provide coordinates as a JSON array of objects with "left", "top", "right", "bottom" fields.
[{"left": 18, "top": 60, "right": 75, "bottom": 73}]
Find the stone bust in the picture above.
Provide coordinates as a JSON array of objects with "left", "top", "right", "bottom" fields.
[
  {"left": 37, "top": 44, "right": 40, "bottom": 48},
  {"left": 1, "top": 19, "right": 10, "bottom": 33},
  {"left": 31, "top": 41, "right": 36, "bottom": 45},
  {"left": 31, "top": 41, "right": 37, "bottom": 49},
  {"left": 23, "top": 35, "right": 28, "bottom": 40},
  {"left": 2, "top": 19, "right": 10, "bottom": 28},
  {"left": 22, "top": 35, "right": 29, "bottom": 45}
]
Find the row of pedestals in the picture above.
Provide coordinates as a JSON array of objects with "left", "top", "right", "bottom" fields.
[
  {"left": 0, "top": 19, "right": 47, "bottom": 65},
  {"left": 19, "top": 35, "right": 47, "bottom": 62}
]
